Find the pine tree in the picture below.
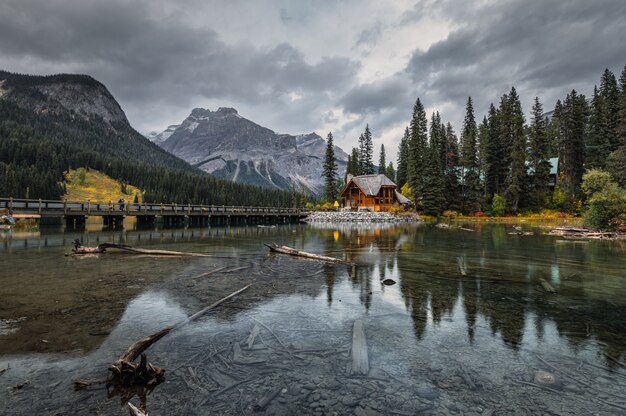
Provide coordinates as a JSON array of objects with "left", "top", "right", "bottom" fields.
[
  {"left": 378, "top": 144, "right": 386, "bottom": 176},
  {"left": 485, "top": 103, "right": 502, "bottom": 199},
  {"left": 407, "top": 98, "right": 428, "bottom": 204},
  {"left": 617, "top": 65, "right": 626, "bottom": 147},
  {"left": 444, "top": 123, "right": 461, "bottom": 210},
  {"left": 599, "top": 68, "right": 620, "bottom": 150},
  {"left": 460, "top": 97, "right": 481, "bottom": 213},
  {"left": 358, "top": 125, "right": 375, "bottom": 174},
  {"left": 428, "top": 112, "right": 447, "bottom": 181},
  {"left": 396, "top": 127, "right": 410, "bottom": 187},
  {"left": 556, "top": 90, "right": 588, "bottom": 199},
  {"left": 345, "top": 153, "right": 352, "bottom": 181},
  {"left": 503, "top": 87, "right": 527, "bottom": 212},
  {"left": 586, "top": 86, "right": 610, "bottom": 169},
  {"left": 528, "top": 97, "right": 551, "bottom": 209},
  {"left": 347, "top": 147, "right": 360, "bottom": 177},
  {"left": 498, "top": 93, "right": 513, "bottom": 186},
  {"left": 477, "top": 116, "right": 489, "bottom": 198},
  {"left": 421, "top": 143, "right": 446, "bottom": 215},
  {"left": 386, "top": 162, "right": 396, "bottom": 182},
  {"left": 290, "top": 184, "right": 297, "bottom": 207},
  {"left": 357, "top": 134, "right": 366, "bottom": 175},
  {"left": 322, "top": 132, "right": 338, "bottom": 201},
  {"left": 300, "top": 186, "right": 307, "bottom": 207}
]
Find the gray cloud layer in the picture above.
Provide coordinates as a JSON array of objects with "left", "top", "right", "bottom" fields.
[
  {"left": 406, "top": 0, "right": 626, "bottom": 113},
  {"left": 1, "top": 0, "right": 625, "bottom": 160},
  {"left": 0, "top": 0, "right": 359, "bottom": 134}
]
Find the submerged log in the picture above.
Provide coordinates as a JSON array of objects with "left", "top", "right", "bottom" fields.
[
  {"left": 350, "top": 319, "right": 369, "bottom": 375},
  {"left": 264, "top": 243, "right": 345, "bottom": 264},
  {"left": 76, "top": 284, "right": 252, "bottom": 391},
  {"left": 69, "top": 242, "right": 209, "bottom": 257},
  {"left": 233, "top": 342, "right": 266, "bottom": 365},
  {"left": 539, "top": 278, "right": 557, "bottom": 294},
  {"left": 99, "top": 243, "right": 210, "bottom": 256}
]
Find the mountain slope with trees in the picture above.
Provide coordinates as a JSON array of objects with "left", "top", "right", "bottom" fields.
[{"left": 0, "top": 70, "right": 291, "bottom": 206}]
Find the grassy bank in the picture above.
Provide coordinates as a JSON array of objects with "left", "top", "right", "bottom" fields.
[
  {"left": 418, "top": 210, "right": 583, "bottom": 225},
  {"left": 64, "top": 168, "right": 143, "bottom": 203}
]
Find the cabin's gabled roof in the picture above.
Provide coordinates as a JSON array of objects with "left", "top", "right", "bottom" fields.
[
  {"left": 348, "top": 174, "right": 397, "bottom": 196},
  {"left": 395, "top": 190, "right": 410, "bottom": 204}
]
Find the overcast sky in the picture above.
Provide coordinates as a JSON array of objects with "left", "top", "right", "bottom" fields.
[{"left": 2, "top": 0, "right": 626, "bottom": 161}]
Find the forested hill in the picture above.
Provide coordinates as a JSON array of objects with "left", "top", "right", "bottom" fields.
[{"left": 0, "top": 71, "right": 291, "bottom": 206}]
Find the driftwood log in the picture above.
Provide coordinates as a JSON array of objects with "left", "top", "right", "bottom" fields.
[
  {"left": 75, "top": 284, "right": 251, "bottom": 391},
  {"left": 548, "top": 227, "right": 624, "bottom": 240},
  {"left": 539, "top": 278, "right": 557, "bottom": 294},
  {"left": 264, "top": 243, "right": 346, "bottom": 264},
  {"left": 349, "top": 319, "right": 369, "bottom": 375},
  {"left": 69, "top": 242, "right": 210, "bottom": 257},
  {"left": 128, "top": 401, "right": 148, "bottom": 416}
]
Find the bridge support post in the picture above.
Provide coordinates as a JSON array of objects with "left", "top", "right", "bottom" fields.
[
  {"left": 103, "top": 215, "right": 124, "bottom": 229},
  {"left": 65, "top": 215, "right": 86, "bottom": 229},
  {"left": 137, "top": 215, "right": 155, "bottom": 227}
]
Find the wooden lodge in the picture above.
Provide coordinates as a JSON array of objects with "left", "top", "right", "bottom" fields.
[{"left": 340, "top": 174, "right": 410, "bottom": 212}]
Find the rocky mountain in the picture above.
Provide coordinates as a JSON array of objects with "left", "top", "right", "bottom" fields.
[
  {"left": 0, "top": 69, "right": 292, "bottom": 205},
  {"left": 0, "top": 70, "right": 128, "bottom": 124},
  {"left": 150, "top": 107, "right": 348, "bottom": 195},
  {"left": 145, "top": 124, "right": 180, "bottom": 144}
]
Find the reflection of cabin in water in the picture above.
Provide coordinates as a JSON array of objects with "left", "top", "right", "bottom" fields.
[{"left": 340, "top": 174, "right": 410, "bottom": 212}]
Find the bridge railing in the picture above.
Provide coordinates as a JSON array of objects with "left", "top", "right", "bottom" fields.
[{"left": 0, "top": 197, "right": 303, "bottom": 215}]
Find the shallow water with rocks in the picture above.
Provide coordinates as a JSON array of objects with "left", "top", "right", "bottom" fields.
[{"left": 1, "top": 222, "right": 625, "bottom": 415}]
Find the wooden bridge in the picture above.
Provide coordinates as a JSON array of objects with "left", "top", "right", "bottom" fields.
[{"left": 0, "top": 197, "right": 307, "bottom": 228}]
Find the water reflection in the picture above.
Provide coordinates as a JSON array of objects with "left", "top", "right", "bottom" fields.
[
  {"left": 309, "top": 222, "right": 626, "bottom": 366},
  {"left": 1, "top": 222, "right": 626, "bottom": 415}
]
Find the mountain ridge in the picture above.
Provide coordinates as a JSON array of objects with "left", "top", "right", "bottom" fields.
[
  {"left": 0, "top": 70, "right": 128, "bottom": 125},
  {"left": 0, "top": 69, "right": 291, "bottom": 206},
  {"left": 149, "top": 107, "right": 348, "bottom": 195}
]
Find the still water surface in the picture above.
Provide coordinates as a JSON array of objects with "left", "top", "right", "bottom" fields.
[{"left": 1, "top": 222, "right": 625, "bottom": 415}]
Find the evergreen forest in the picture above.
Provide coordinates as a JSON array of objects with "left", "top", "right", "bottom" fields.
[
  {"left": 0, "top": 100, "right": 292, "bottom": 206},
  {"left": 342, "top": 66, "right": 626, "bottom": 227}
]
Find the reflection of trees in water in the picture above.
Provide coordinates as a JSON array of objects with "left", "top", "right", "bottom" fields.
[
  {"left": 305, "top": 223, "right": 625, "bottom": 364},
  {"left": 323, "top": 264, "right": 335, "bottom": 307},
  {"left": 385, "top": 225, "right": 625, "bottom": 363},
  {"left": 461, "top": 280, "right": 479, "bottom": 344},
  {"left": 316, "top": 224, "right": 416, "bottom": 310}
]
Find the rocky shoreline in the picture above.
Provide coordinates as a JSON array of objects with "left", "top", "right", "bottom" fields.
[{"left": 304, "top": 211, "right": 421, "bottom": 223}]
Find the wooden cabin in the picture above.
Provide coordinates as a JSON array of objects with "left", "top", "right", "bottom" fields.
[{"left": 340, "top": 174, "right": 410, "bottom": 212}]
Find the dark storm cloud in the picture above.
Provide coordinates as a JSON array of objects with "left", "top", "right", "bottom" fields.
[
  {"left": 339, "top": 76, "right": 411, "bottom": 115},
  {"left": 1, "top": 0, "right": 625, "bottom": 150},
  {"left": 406, "top": 0, "right": 626, "bottom": 118},
  {"left": 0, "top": 0, "right": 359, "bottom": 133}
]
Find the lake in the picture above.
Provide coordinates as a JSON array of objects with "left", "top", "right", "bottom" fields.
[{"left": 1, "top": 222, "right": 625, "bottom": 415}]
